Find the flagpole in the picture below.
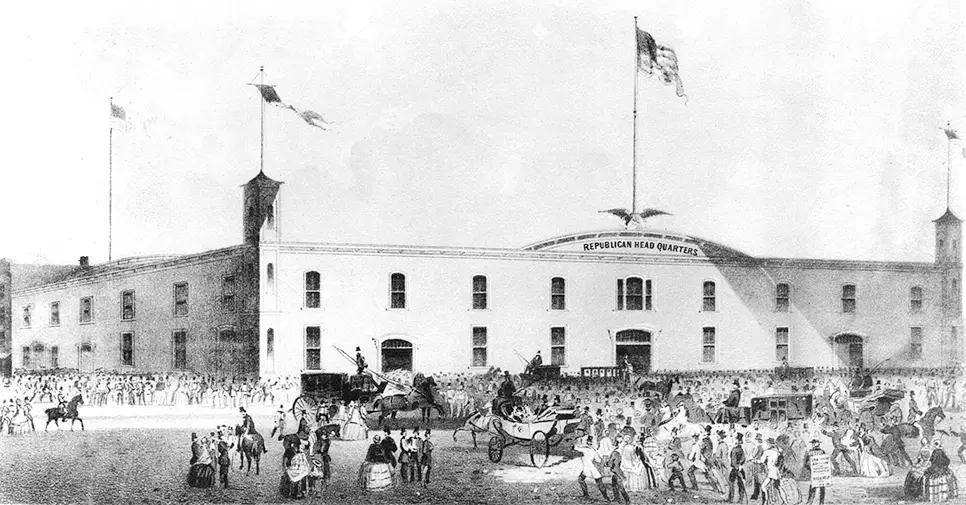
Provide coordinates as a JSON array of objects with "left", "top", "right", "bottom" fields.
[
  {"left": 632, "top": 17, "right": 639, "bottom": 215},
  {"left": 109, "top": 97, "right": 113, "bottom": 262},
  {"left": 947, "top": 120, "right": 952, "bottom": 210},
  {"left": 260, "top": 66, "right": 265, "bottom": 173}
]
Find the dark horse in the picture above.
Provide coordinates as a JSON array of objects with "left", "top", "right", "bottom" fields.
[
  {"left": 234, "top": 425, "right": 267, "bottom": 475},
  {"left": 372, "top": 382, "right": 445, "bottom": 426},
  {"left": 44, "top": 394, "right": 84, "bottom": 431},
  {"left": 918, "top": 405, "right": 945, "bottom": 442},
  {"left": 636, "top": 375, "right": 679, "bottom": 401}
]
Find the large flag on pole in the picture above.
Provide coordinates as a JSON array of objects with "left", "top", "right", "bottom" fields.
[
  {"left": 636, "top": 28, "right": 686, "bottom": 99},
  {"left": 110, "top": 103, "right": 131, "bottom": 130},
  {"left": 253, "top": 84, "right": 332, "bottom": 130}
]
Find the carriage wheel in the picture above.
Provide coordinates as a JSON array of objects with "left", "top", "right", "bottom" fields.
[
  {"left": 530, "top": 431, "right": 550, "bottom": 468},
  {"left": 487, "top": 435, "right": 504, "bottom": 463},
  {"left": 292, "top": 396, "right": 318, "bottom": 421}
]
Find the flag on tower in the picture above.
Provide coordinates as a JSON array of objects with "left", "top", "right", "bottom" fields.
[
  {"left": 110, "top": 102, "right": 131, "bottom": 131},
  {"left": 636, "top": 28, "right": 686, "bottom": 99},
  {"left": 252, "top": 84, "right": 330, "bottom": 131},
  {"left": 944, "top": 126, "right": 960, "bottom": 140}
]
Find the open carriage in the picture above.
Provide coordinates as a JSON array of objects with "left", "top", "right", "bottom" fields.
[{"left": 486, "top": 407, "right": 580, "bottom": 468}]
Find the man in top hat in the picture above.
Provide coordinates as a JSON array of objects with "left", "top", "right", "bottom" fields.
[
  {"left": 271, "top": 404, "right": 287, "bottom": 438},
  {"left": 727, "top": 432, "right": 747, "bottom": 503},
  {"left": 801, "top": 438, "right": 827, "bottom": 505},
  {"left": 524, "top": 350, "right": 543, "bottom": 376},
  {"left": 355, "top": 347, "right": 367, "bottom": 375},
  {"left": 237, "top": 406, "right": 257, "bottom": 453},
  {"left": 687, "top": 433, "right": 714, "bottom": 491},
  {"left": 381, "top": 426, "right": 398, "bottom": 468},
  {"left": 419, "top": 429, "right": 434, "bottom": 488}
]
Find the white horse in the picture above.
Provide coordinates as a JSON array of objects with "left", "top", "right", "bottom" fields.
[{"left": 657, "top": 404, "right": 704, "bottom": 440}]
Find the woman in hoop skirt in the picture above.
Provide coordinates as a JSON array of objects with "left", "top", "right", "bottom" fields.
[
  {"left": 358, "top": 435, "right": 395, "bottom": 491},
  {"left": 187, "top": 434, "right": 215, "bottom": 488},
  {"left": 923, "top": 440, "right": 958, "bottom": 502},
  {"left": 905, "top": 438, "right": 933, "bottom": 500},
  {"left": 341, "top": 401, "right": 369, "bottom": 441}
]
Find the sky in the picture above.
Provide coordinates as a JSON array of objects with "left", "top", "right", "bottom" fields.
[{"left": 1, "top": 0, "right": 965, "bottom": 266}]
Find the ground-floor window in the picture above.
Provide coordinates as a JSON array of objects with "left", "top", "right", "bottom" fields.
[
  {"left": 173, "top": 330, "right": 187, "bottom": 370},
  {"left": 775, "top": 327, "right": 789, "bottom": 361},
  {"left": 266, "top": 329, "right": 275, "bottom": 373},
  {"left": 21, "top": 346, "right": 30, "bottom": 368},
  {"left": 702, "top": 327, "right": 716, "bottom": 363},
  {"left": 121, "top": 332, "right": 135, "bottom": 366},
  {"left": 472, "top": 327, "right": 487, "bottom": 367},
  {"left": 550, "top": 327, "right": 565, "bottom": 365},
  {"left": 50, "top": 346, "right": 59, "bottom": 368},
  {"left": 305, "top": 326, "right": 321, "bottom": 370},
  {"left": 910, "top": 327, "right": 923, "bottom": 360}
]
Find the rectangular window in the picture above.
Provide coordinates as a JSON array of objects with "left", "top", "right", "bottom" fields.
[
  {"left": 22, "top": 306, "right": 31, "bottom": 328},
  {"left": 472, "top": 275, "right": 488, "bottom": 310},
  {"left": 266, "top": 329, "right": 275, "bottom": 373},
  {"left": 550, "top": 327, "right": 566, "bottom": 365},
  {"left": 645, "top": 280, "right": 653, "bottom": 311},
  {"left": 911, "top": 327, "right": 923, "bottom": 360},
  {"left": 551, "top": 277, "right": 566, "bottom": 310},
  {"left": 472, "top": 326, "right": 487, "bottom": 367},
  {"left": 173, "top": 330, "right": 188, "bottom": 370},
  {"left": 121, "top": 332, "right": 135, "bottom": 366},
  {"left": 174, "top": 282, "right": 189, "bottom": 316},
  {"left": 222, "top": 275, "right": 236, "bottom": 313},
  {"left": 121, "top": 290, "right": 135, "bottom": 320},
  {"left": 304, "top": 272, "right": 321, "bottom": 308},
  {"left": 50, "top": 346, "right": 59, "bottom": 368},
  {"left": 910, "top": 286, "right": 923, "bottom": 313},
  {"left": 50, "top": 302, "right": 60, "bottom": 326},
  {"left": 305, "top": 326, "right": 321, "bottom": 370},
  {"left": 842, "top": 284, "right": 856, "bottom": 313},
  {"left": 775, "top": 327, "right": 789, "bottom": 361},
  {"left": 702, "top": 327, "right": 716, "bottom": 363},
  {"left": 80, "top": 297, "right": 93, "bottom": 323},
  {"left": 703, "top": 282, "right": 716, "bottom": 312},
  {"left": 390, "top": 273, "right": 406, "bottom": 309},
  {"left": 776, "top": 283, "right": 790, "bottom": 312},
  {"left": 626, "top": 278, "right": 643, "bottom": 310},
  {"left": 22, "top": 346, "right": 30, "bottom": 368}
]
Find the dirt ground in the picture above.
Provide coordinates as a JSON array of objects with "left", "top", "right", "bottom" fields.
[{"left": 1, "top": 405, "right": 965, "bottom": 504}]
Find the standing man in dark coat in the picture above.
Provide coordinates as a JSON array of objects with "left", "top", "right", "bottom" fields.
[
  {"left": 420, "top": 429, "right": 434, "bottom": 488},
  {"left": 727, "top": 432, "right": 747, "bottom": 503},
  {"left": 217, "top": 430, "right": 232, "bottom": 489},
  {"left": 381, "top": 427, "right": 398, "bottom": 468},
  {"left": 821, "top": 424, "right": 857, "bottom": 476}
]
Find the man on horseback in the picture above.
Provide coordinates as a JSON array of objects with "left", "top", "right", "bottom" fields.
[{"left": 237, "top": 406, "right": 257, "bottom": 452}]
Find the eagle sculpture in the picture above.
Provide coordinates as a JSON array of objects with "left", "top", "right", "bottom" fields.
[{"left": 599, "top": 208, "right": 672, "bottom": 229}]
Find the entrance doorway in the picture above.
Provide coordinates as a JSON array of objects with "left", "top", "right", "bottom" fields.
[
  {"left": 381, "top": 339, "right": 413, "bottom": 372},
  {"left": 615, "top": 330, "right": 651, "bottom": 374},
  {"left": 77, "top": 343, "right": 94, "bottom": 373},
  {"left": 834, "top": 334, "right": 864, "bottom": 368}
]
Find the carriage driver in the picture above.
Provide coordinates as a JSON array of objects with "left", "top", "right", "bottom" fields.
[
  {"left": 237, "top": 406, "right": 257, "bottom": 452},
  {"left": 355, "top": 347, "right": 368, "bottom": 375},
  {"left": 524, "top": 351, "right": 543, "bottom": 375},
  {"left": 717, "top": 380, "right": 742, "bottom": 423},
  {"left": 492, "top": 371, "right": 522, "bottom": 417}
]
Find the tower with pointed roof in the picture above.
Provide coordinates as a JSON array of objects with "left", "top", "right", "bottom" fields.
[
  {"left": 935, "top": 207, "right": 963, "bottom": 363},
  {"left": 242, "top": 170, "right": 283, "bottom": 245}
]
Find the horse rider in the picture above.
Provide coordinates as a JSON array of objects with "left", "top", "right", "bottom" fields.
[
  {"left": 355, "top": 347, "right": 367, "bottom": 376},
  {"left": 524, "top": 351, "right": 543, "bottom": 376},
  {"left": 22, "top": 397, "right": 34, "bottom": 428},
  {"left": 56, "top": 389, "right": 68, "bottom": 414},
  {"left": 237, "top": 406, "right": 257, "bottom": 452},
  {"left": 907, "top": 391, "right": 923, "bottom": 422}
]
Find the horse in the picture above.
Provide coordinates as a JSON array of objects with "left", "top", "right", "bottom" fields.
[
  {"left": 917, "top": 406, "right": 945, "bottom": 442},
  {"left": 234, "top": 425, "right": 267, "bottom": 475},
  {"left": 879, "top": 424, "right": 916, "bottom": 468},
  {"left": 44, "top": 394, "right": 83, "bottom": 431},
  {"left": 452, "top": 410, "right": 498, "bottom": 448},
  {"left": 636, "top": 375, "right": 679, "bottom": 401},
  {"left": 656, "top": 404, "right": 704, "bottom": 440},
  {"left": 372, "top": 382, "right": 445, "bottom": 426}
]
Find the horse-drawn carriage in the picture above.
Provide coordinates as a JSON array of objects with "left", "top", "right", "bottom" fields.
[
  {"left": 486, "top": 407, "right": 580, "bottom": 468},
  {"left": 750, "top": 394, "right": 813, "bottom": 423},
  {"left": 292, "top": 371, "right": 385, "bottom": 423}
]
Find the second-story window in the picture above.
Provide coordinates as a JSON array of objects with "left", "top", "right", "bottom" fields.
[
  {"left": 80, "top": 297, "right": 93, "bottom": 323},
  {"left": 390, "top": 273, "right": 406, "bottom": 309},
  {"left": 702, "top": 281, "right": 716, "bottom": 312},
  {"left": 551, "top": 277, "right": 566, "bottom": 310},
  {"left": 616, "top": 277, "right": 645, "bottom": 310},
  {"left": 22, "top": 306, "right": 31, "bottom": 328},
  {"left": 910, "top": 286, "right": 923, "bottom": 313},
  {"left": 305, "top": 271, "right": 321, "bottom": 308},
  {"left": 174, "top": 282, "right": 189, "bottom": 316},
  {"left": 49, "top": 302, "right": 59, "bottom": 326},
  {"left": 473, "top": 275, "right": 488, "bottom": 310},
  {"left": 776, "top": 283, "right": 790, "bottom": 312},
  {"left": 842, "top": 284, "right": 856, "bottom": 313},
  {"left": 121, "top": 290, "right": 135, "bottom": 320},
  {"left": 222, "top": 275, "right": 236, "bottom": 312}
]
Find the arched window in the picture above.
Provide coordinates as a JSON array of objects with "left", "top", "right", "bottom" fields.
[
  {"left": 842, "top": 284, "right": 856, "bottom": 313},
  {"left": 776, "top": 283, "right": 790, "bottom": 312},
  {"left": 473, "top": 275, "right": 488, "bottom": 310},
  {"left": 551, "top": 277, "right": 566, "bottom": 310},
  {"left": 616, "top": 277, "right": 647, "bottom": 310},
  {"left": 390, "top": 273, "right": 406, "bottom": 309},
  {"left": 910, "top": 286, "right": 923, "bottom": 313},
  {"left": 266, "top": 204, "right": 275, "bottom": 229},
  {"left": 304, "top": 271, "right": 320, "bottom": 308},
  {"left": 702, "top": 281, "right": 716, "bottom": 312},
  {"left": 266, "top": 263, "right": 275, "bottom": 290}
]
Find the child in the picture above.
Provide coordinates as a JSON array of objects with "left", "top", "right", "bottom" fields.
[{"left": 666, "top": 453, "right": 687, "bottom": 491}]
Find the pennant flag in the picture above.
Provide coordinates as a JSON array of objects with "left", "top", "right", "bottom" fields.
[
  {"left": 636, "top": 28, "right": 686, "bottom": 99},
  {"left": 252, "top": 84, "right": 330, "bottom": 131},
  {"left": 944, "top": 126, "right": 960, "bottom": 140},
  {"left": 297, "top": 109, "right": 331, "bottom": 130},
  {"left": 111, "top": 103, "right": 127, "bottom": 121},
  {"left": 110, "top": 102, "right": 131, "bottom": 131}
]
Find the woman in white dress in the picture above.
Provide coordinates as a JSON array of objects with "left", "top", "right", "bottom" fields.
[
  {"left": 857, "top": 427, "right": 891, "bottom": 477},
  {"left": 341, "top": 401, "right": 369, "bottom": 441},
  {"left": 619, "top": 434, "right": 648, "bottom": 491}
]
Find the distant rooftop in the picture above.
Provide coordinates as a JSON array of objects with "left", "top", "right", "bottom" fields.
[{"left": 10, "top": 255, "right": 183, "bottom": 291}]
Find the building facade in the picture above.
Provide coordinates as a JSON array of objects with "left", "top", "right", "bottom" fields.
[{"left": 9, "top": 171, "right": 964, "bottom": 377}]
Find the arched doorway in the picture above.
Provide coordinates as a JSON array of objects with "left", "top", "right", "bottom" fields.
[
  {"left": 615, "top": 330, "right": 651, "bottom": 374},
  {"left": 381, "top": 339, "right": 413, "bottom": 372},
  {"left": 834, "top": 334, "right": 864, "bottom": 369}
]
